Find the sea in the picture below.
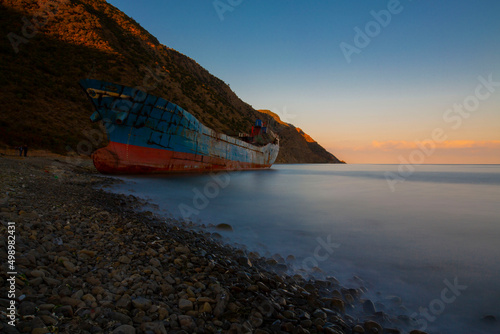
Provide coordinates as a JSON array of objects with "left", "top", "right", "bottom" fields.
[{"left": 107, "top": 164, "right": 500, "bottom": 334}]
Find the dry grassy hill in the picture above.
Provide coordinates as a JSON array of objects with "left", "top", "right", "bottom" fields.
[{"left": 0, "top": 0, "right": 343, "bottom": 163}]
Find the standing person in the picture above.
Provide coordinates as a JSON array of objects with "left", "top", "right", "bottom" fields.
[
  {"left": 23, "top": 144, "right": 28, "bottom": 157},
  {"left": 17, "top": 146, "right": 23, "bottom": 156}
]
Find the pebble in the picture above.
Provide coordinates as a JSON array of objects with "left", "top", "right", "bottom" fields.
[
  {"left": 179, "top": 298, "right": 193, "bottom": 311},
  {"left": 0, "top": 156, "right": 430, "bottom": 334},
  {"left": 112, "top": 324, "right": 136, "bottom": 334}
]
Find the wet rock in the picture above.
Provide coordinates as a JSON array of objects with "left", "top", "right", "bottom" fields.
[
  {"left": 384, "top": 328, "right": 402, "bottom": 334},
  {"left": 482, "top": 315, "right": 496, "bottom": 323},
  {"left": 362, "top": 299, "right": 376, "bottom": 314},
  {"left": 215, "top": 223, "right": 233, "bottom": 231},
  {"left": 364, "top": 320, "right": 383, "bottom": 333},
  {"left": 312, "top": 308, "right": 327, "bottom": 320},
  {"left": 324, "top": 327, "right": 342, "bottom": 334},
  {"left": 353, "top": 325, "right": 365, "bottom": 333},
  {"left": 329, "top": 298, "right": 345, "bottom": 314}
]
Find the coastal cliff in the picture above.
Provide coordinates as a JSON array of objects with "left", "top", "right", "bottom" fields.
[{"left": 0, "top": 0, "right": 342, "bottom": 163}]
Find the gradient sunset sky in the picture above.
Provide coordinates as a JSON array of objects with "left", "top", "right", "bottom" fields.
[{"left": 108, "top": 0, "right": 500, "bottom": 164}]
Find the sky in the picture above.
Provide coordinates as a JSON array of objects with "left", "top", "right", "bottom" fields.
[{"left": 107, "top": 0, "right": 500, "bottom": 164}]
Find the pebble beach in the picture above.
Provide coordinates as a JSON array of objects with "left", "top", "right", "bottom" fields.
[{"left": 0, "top": 154, "right": 426, "bottom": 334}]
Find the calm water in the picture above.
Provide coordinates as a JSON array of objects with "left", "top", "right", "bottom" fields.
[{"left": 109, "top": 164, "right": 500, "bottom": 334}]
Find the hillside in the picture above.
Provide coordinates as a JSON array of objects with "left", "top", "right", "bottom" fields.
[{"left": 0, "top": 0, "right": 343, "bottom": 163}]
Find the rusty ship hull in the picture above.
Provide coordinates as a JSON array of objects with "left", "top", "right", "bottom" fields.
[{"left": 80, "top": 79, "right": 279, "bottom": 174}]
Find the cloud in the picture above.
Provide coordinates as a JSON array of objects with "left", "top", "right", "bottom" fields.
[
  {"left": 328, "top": 140, "right": 500, "bottom": 164},
  {"left": 371, "top": 140, "right": 500, "bottom": 151}
]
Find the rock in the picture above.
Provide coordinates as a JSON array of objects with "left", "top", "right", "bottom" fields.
[
  {"left": 132, "top": 297, "right": 151, "bottom": 311},
  {"left": 150, "top": 258, "right": 161, "bottom": 267},
  {"left": 179, "top": 298, "right": 193, "bottom": 311},
  {"left": 254, "top": 330, "right": 270, "bottom": 334},
  {"left": 82, "top": 294, "right": 96, "bottom": 303},
  {"left": 110, "top": 311, "right": 133, "bottom": 325},
  {"left": 30, "top": 270, "right": 45, "bottom": 278},
  {"left": 174, "top": 246, "right": 190, "bottom": 254},
  {"left": 55, "top": 305, "right": 73, "bottom": 317},
  {"left": 38, "top": 304, "right": 55, "bottom": 311},
  {"left": 141, "top": 322, "right": 167, "bottom": 334},
  {"left": 384, "top": 295, "right": 402, "bottom": 305},
  {"left": 250, "top": 312, "right": 264, "bottom": 328},
  {"left": 40, "top": 315, "right": 58, "bottom": 326},
  {"left": 200, "top": 302, "right": 212, "bottom": 313},
  {"left": 118, "top": 255, "right": 131, "bottom": 264},
  {"left": 282, "top": 322, "right": 295, "bottom": 332},
  {"left": 353, "top": 325, "right": 365, "bottom": 333},
  {"left": 362, "top": 299, "right": 376, "bottom": 314},
  {"left": 482, "top": 315, "right": 496, "bottom": 323},
  {"left": 112, "top": 324, "right": 136, "bottom": 334},
  {"left": 78, "top": 249, "right": 97, "bottom": 258},
  {"left": 62, "top": 260, "right": 77, "bottom": 273},
  {"left": 60, "top": 297, "right": 81, "bottom": 307},
  {"left": 158, "top": 307, "right": 169, "bottom": 320},
  {"left": 18, "top": 301, "right": 37, "bottom": 315},
  {"left": 330, "top": 298, "right": 345, "bottom": 314},
  {"left": 178, "top": 315, "right": 196, "bottom": 330},
  {"left": 384, "top": 328, "right": 402, "bottom": 334},
  {"left": 86, "top": 276, "right": 101, "bottom": 285},
  {"left": 312, "top": 309, "right": 327, "bottom": 320},
  {"left": 282, "top": 310, "right": 295, "bottom": 319},
  {"left": 215, "top": 223, "right": 233, "bottom": 231},
  {"left": 324, "top": 327, "right": 342, "bottom": 334},
  {"left": 43, "top": 277, "right": 61, "bottom": 286},
  {"left": 364, "top": 320, "right": 383, "bottom": 333},
  {"left": 116, "top": 295, "right": 132, "bottom": 309}
]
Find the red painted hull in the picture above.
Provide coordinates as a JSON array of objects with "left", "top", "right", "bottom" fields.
[{"left": 92, "top": 142, "right": 272, "bottom": 174}]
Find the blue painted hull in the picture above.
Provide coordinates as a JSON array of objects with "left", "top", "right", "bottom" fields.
[{"left": 79, "top": 79, "right": 279, "bottom": 173}]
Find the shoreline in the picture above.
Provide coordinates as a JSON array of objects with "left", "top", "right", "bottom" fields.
[{"left": 0, "top": 155, "right": 423, "bottom": 334}]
